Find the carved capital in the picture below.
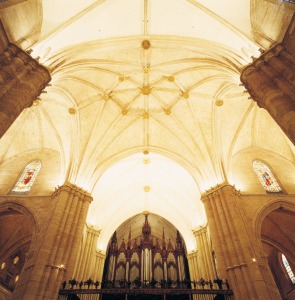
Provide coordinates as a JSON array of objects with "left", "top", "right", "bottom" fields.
[
  {"left": 53, "top": 181, "right": 92, "bottom": 203},
  {"left": 192, "top": 224, "right": 208, "bottom": 236},
  {"left": 240, "top": 43, "right": 284, "bottom": 84},
  {"left": 86, "top": 223, "right": 101, "bottom": 236},
  {"left": 201, "top": 182, "right": 240, "bottom": 204}
]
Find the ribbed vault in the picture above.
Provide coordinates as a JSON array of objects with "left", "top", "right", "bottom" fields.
[{"left": 0, "top": 0, "right": 294, "bottom": 255}]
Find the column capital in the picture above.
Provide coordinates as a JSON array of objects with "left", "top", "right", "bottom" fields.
[
  {"left": 186, "top": 251, "right": 197, "bottom": 259},
  {"left": 192, "top": 224, "right": 208, "bottom": 236},
  {"left": 95, "top": 250, "right": 107, "bottom": 259},
  {"left": 85, "top": 223, "right": 101, "bottom": 236},
  {"left": 201, "top": 182, "right": 240, "bottom": 202},
  {"left": 241, "top": 43, "right": 284, "bottom": 82},
  {"left": 53, "top": 181, "right": 93, "bottom": 203}
]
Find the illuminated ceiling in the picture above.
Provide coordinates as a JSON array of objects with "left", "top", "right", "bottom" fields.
[
  {"left": 89, "top": 152, "right": 205, "bottom": 251},
  {"left": 0, "top": 0, "right": 294, "bottom": 253}
]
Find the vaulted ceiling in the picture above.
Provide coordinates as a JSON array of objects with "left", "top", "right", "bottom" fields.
[{"left": 0, "top": 0, "right": 294, "bottom": 253}]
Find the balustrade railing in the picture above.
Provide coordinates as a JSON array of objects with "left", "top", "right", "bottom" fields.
[
  {"left": 59, "top": 278, "right": 233, "bottom": 300},
  {"left": 58, "top": 288, "right": 233, "bottom": 300}
]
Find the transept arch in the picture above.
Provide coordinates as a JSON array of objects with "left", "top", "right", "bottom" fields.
[{"left": 88, "top": 152, "right": 207, "bottom": 253}]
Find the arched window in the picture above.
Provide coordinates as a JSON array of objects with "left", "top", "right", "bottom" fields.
[
  {"left": 252, "top": 160, "right": 282, "bottom": 193},
  {"left": 11, "top": 160, "right": 42, "bottom": 194},
  {"left": 282, "top": 254, "right": 295, "bottom": 284}
]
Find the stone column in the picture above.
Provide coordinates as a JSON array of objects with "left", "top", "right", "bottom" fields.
[
  {"left": 0, "top": 43, "right": 51, "bottom": 138},
  {"left": 240, "top": 43, "right": 295, "bottom": 145},
  {"left": 193, "top": 225, "right": 215, "bottom": 281},
  {"left": 187, "top": 252, "right": 198, "bottom": 282},
  {"left": 73, "top": 224, "right": 100, "bottom": 281},
  {"left": 201, "top": 183, "right": 281, "bottom": 300},
  {"left": 94, "top": 251, "right": 106, "bottom": 283},
  {"left": 12, "top": 182, "right": 92, "bottom": 300}
]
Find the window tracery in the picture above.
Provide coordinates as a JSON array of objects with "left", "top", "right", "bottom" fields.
[{"left": 252, "top": 160, "right": 282, "bottom": 193}]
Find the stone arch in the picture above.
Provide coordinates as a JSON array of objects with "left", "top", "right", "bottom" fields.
[
  {"left": 0, "top": 201, "right": 38, "bottom": 234},
  {"left": 0, "top": 201, "right": 37, "bottom": 296},
  {"left": 253, "top": 199, "right": 295, "bottom": 241},
  {"left": 253, "top": 200, "right": 295, "bottom": 299}
]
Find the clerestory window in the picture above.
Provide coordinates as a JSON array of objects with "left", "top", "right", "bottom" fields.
[
  {"left": 11, "top": 160, "right": 42, "bottom": 194},
  {"left": 252, "top": 160, "right": 282, "bottom": 193}
]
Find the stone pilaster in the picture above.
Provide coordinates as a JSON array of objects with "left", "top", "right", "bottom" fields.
[
  {"left": 0, "top": 43, "right": 51, "bottom": 138},
  {"left": 12, "top": 182, "right": 92, "bottom": 300},
  {"left": 193, "top": 225, "right": 215, "bottom": 281},
  {"left": 240, "top": 43, "right": 295, "bottom": 145},
  {"left": 73, "top": 224, "right": 100, "bottom": 281},
  {"left": 201, "top": 183, "right": 281, "bottom": 300}
]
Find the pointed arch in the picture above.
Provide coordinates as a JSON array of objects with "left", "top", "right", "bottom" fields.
[
  {"left": 252, "top": 160, "right": 282, "bottom": 193},
  {"left": 11, "top": 160, "right": 42, "bottom": 194}
]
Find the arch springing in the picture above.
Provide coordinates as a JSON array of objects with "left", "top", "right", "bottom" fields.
[
  {"left": 282, "top": 254, "right": 295, "bottom": 284},
  {"left": 252, "top": 160, "right": 282, "bottom": 193},
  {"left": 11, "top": 160, "right": 42, "bottom": 194}
]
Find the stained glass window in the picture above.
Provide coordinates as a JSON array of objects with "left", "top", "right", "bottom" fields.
[
  {"left": 282, "top": 254, "right": 295, "bottom": 284},
  {"left": 252, "top": 160, "right": 282, "bottom": 193},
  {"left": 11, "top": 160, "right": 42, "bottom": 194}
]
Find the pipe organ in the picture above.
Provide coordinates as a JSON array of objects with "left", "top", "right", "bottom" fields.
[{"left": 103, "top": 213, "right": 189, "bottom": 285}]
